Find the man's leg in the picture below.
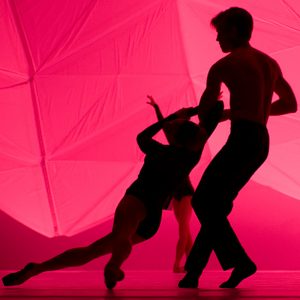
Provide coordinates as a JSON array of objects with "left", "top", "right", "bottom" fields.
[
  {"left": 202, "top": 210, "right": 257, "bottom": 288},
  {"left": 178, "top": 221, "right": 213, "bottom": 288},
  {"left": 179, "top": 125, "right": 268, "bottom": 288},
  {"left": 178, "top": 177, "right": 219, "bottom": 288},
  {"left": 179, "top": 176, "right": 254, "bottom": 288},
  {"left": 200, "top": 123, "right": 269, "bottom": 288}
]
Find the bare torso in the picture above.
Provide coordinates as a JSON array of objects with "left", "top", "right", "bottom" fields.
[{"left": 217, "top": 46, "right": 281, "bottom": 125}]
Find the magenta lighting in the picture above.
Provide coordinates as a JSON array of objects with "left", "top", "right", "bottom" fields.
[{"left": 0, "top": 0, "right": 299, "bottom": 237}]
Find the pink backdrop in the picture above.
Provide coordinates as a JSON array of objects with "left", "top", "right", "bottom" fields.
[
  {"left": 1, "top": 181, "right": 299, "bottom": 270},
  {"left": 0, "top": 0, "right": 299, "bottom": 269}
]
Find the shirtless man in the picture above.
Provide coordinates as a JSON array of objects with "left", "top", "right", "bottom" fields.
[{"left": 178, "top": 7, "right": 297, "bottom": 289}]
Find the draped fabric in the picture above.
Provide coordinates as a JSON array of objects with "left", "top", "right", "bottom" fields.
[{"left": 0, "top": 0, "right": 299, "bottom": 237}]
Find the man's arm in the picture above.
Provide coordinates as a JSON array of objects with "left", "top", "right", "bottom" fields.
[
  {"left": 198, "top": 63, "right": 222, "bottom": 121},
  {"left": 271, "top": 74, "right": 297, "bottom": 115}
]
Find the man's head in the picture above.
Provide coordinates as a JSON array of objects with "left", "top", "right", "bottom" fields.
[{"left": 211, "top": 7, "right": 253, "bottom": 52}]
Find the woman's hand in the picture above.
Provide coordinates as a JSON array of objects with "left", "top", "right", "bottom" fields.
[{"left": 146, "top": 95, "right": 158, "bottom": 108}]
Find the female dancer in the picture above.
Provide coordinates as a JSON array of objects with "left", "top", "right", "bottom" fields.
[{"left": 2, "top": 98, "right": 223, "bottom": 289}]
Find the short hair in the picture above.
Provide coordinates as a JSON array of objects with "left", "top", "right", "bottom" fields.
[
  {"left": 211, "top": 7, "right": 253, "bottom": 42},
  {"left": 173, "top": 120, "right": 203, "bottom": 147}
]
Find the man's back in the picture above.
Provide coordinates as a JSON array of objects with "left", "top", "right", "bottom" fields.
[{"left": 217, "top": 46, "right": 280, "bottom": 125}]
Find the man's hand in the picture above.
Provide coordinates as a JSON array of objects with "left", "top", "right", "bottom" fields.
[{"left": 220, "top": 108, "right": 231, "bottom": 122}]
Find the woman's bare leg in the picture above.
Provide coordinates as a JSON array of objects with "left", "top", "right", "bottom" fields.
[
  {"left": 2, "top": 195, "right": 146, "bottom": 287},
  {"left": 104, "top": 194, "right": 146, "bottom": 289},
  {"left": 2, "top": 233, "right": 115, "bottom": 286},
  {"left": 172, "top": 195, "right": 193, "bottom": 273}
]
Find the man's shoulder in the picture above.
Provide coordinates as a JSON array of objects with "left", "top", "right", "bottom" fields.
[
  {"left": 210, "top": 55, "right": 231, "bottom": 75},
  {"left": 215, "top": 48, "right": 280, "bottom": 69},
  {"left": 213, "top": 55, "right": 230, "bottom": 67},
  {"left": 253, "top": 48, "right": 282, "bottom": 75},
  {"left": 253, "top": 48, "right": 277, "bottom": 62}
]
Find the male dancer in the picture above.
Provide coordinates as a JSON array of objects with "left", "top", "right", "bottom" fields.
[{"left": 179, "top": 7, "right": 297, "bottom": 289}]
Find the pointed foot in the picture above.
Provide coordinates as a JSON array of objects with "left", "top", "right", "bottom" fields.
[
  {"left": 2, "top": 263, "right": 37, "bottom": 286},
  {"left": 104, "top": 263, "right": 125, "bottom": 289}
]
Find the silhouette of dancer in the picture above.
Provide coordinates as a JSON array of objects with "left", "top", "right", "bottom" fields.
[
  {"left": 178, "top": 7, "right": 297, "bottom": 289},
  {"left": 146, "top": 95, "right": 194, "bottom": 273},
  {"left": 2, "top": 99, "right": 224, "bottom": 289}
]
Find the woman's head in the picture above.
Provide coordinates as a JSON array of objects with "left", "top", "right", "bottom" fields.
[{"left": 166, "top": 119, "right": 206, "bottom": 150}]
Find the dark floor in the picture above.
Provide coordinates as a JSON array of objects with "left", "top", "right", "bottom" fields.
[{"left": 1, "top": 270, "right": 299, "bottom": 299}]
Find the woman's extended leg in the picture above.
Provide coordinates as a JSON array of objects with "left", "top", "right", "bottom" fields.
[
  {"left": 172, "top": 195, "right": 193, "bottom": 273},
  {"left": 2, "top": 195, "right": 146, "bottom": 287},
  {"left": 2, "top": 233, "right": 116, "bottom": 286}
]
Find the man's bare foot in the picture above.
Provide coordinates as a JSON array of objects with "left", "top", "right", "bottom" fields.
[{"left": 219, "top": 260, "right": 257, "bottom": 288}]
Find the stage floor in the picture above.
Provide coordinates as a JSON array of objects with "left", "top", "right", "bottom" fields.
[{"left": 1, "top": 270, "right": 299, "bottom": 299}]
